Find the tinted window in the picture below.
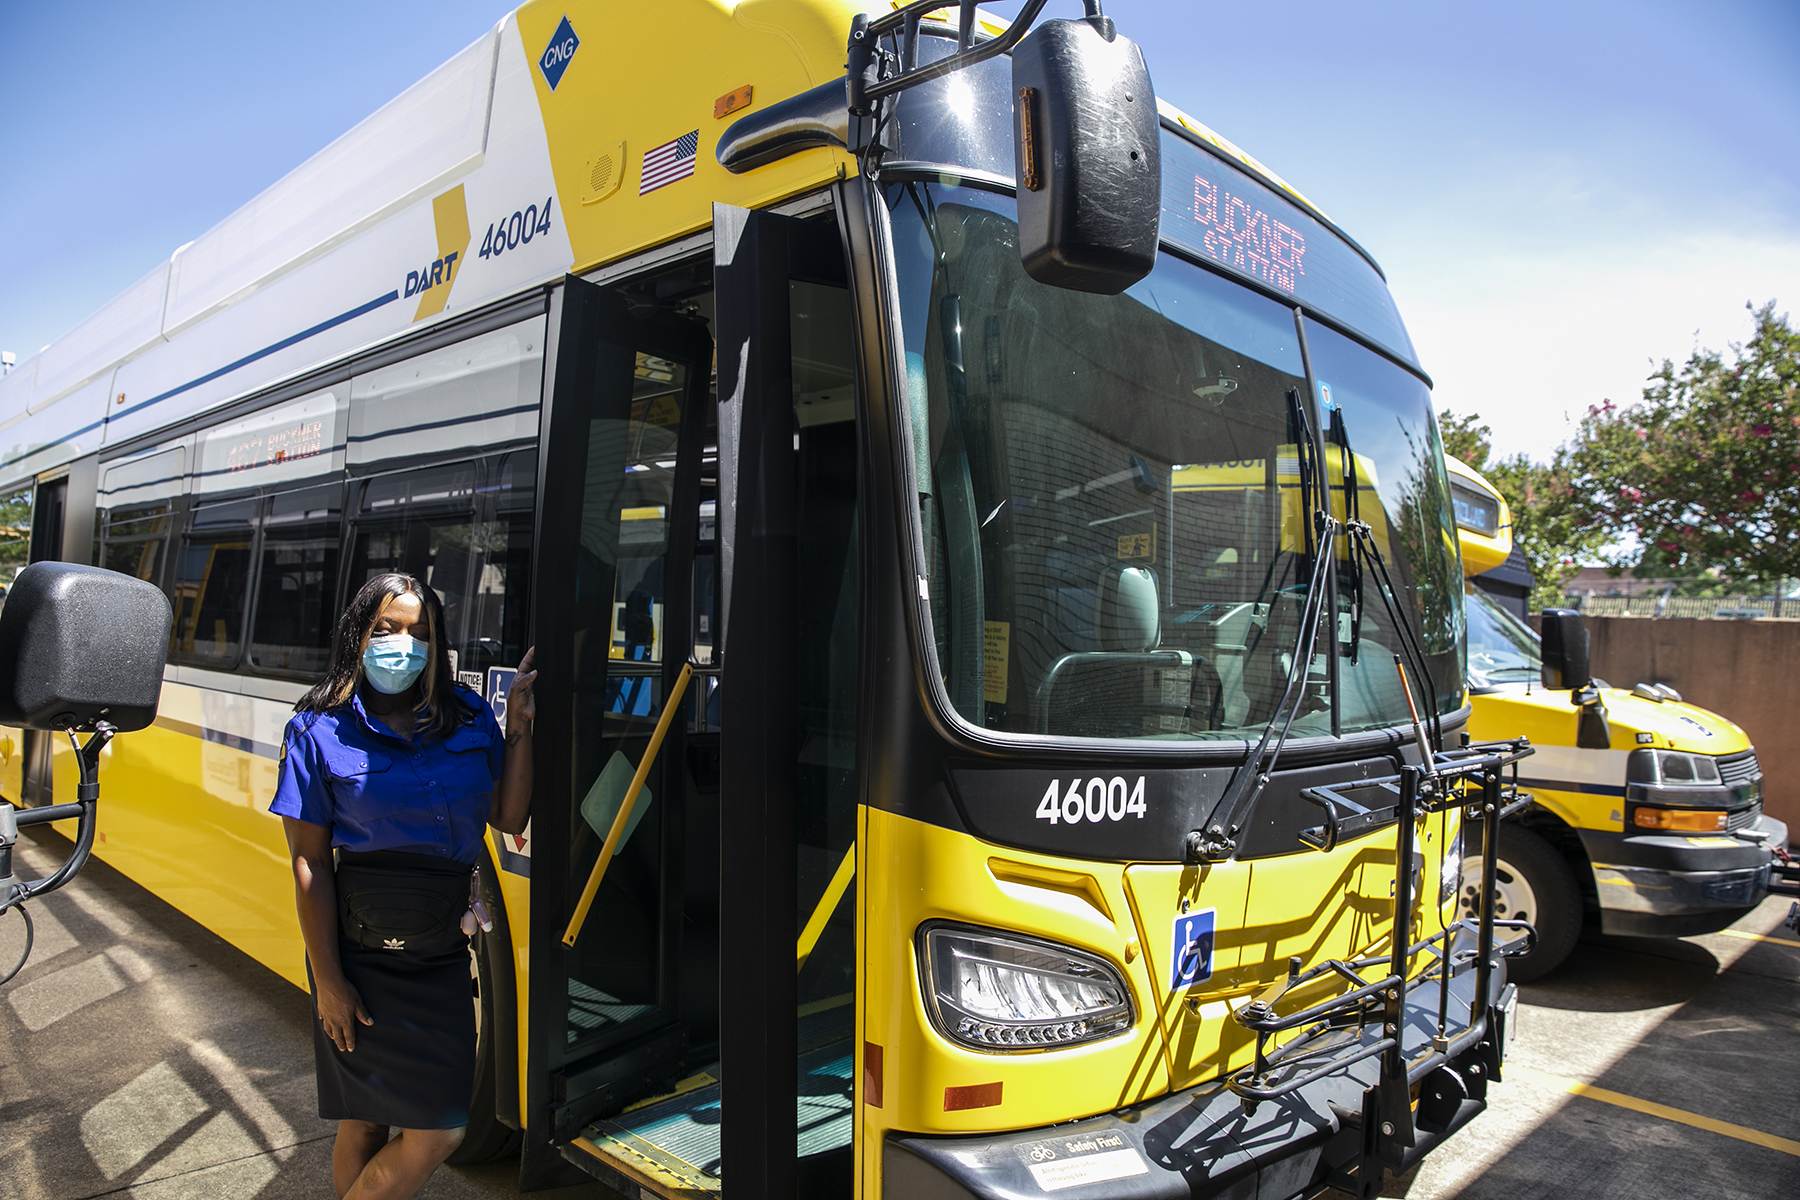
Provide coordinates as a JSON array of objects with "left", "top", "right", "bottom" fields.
[
  {"left": 171, "top": 498, "right": 256, "bottom": 667},
  {"left": 891, "top": 182, "right": 1461, "bottom": 743},
  {"left": 348, "top": 455, "right": 533, "bottom": 682},
  {"left": 348, "top": 318, "right": 543, "bottom": 470},
  {"left": 99, "top": 446, "right": 185, "bottom": 586},
  {"left": 196, "top": 389, "right": 343, "bottom": 495},
  {"left": 250, "top": 485, "right": 343, "bottom": 675},
  {"left": 1306, "top": 317, "right": 1463, "bottom": 723}
]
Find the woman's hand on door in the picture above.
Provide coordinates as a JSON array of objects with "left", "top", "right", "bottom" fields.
[
  {"left": 508, "top": 646, "right": 537, "bottom": 729},
  {"left": 492, "top": 647, "right": 536, "bottom": 835}
]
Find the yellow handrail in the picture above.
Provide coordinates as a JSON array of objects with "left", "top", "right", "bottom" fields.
[
  {"left": 562, "top": 662, "right": 694, "bottom": 947},
  {"left": 795, "top": 844, "right": 856, "bottom": 973}
]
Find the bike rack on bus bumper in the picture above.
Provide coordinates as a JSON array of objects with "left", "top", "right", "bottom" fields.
[{"left": 1225, "top": 738, "right": 1536, "bottom": 1197}]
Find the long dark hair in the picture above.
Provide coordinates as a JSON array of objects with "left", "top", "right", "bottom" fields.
[{"left": 296, "top": 572, "right": 470, "bottom": 736}]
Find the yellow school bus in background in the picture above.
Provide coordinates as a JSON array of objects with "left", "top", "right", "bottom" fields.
[
  {"left": 1449, "top": 458, "right": 1783, "bottom": 979},
  {"left": 2, "top": 3, "right": 1531, "bottom": 1195}
]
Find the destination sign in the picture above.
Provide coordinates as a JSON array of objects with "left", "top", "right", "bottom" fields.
[{"left": 1158, "top": 128, "right": 1419, "bottom": 369}]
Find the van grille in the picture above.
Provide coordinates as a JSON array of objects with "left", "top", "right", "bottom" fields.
[
  {"left": 1726, "top": 801, "right": 1762, "bottom": 832},
  {"left": 1718, "top": 750, "right": 1761, "bottom": 789}
]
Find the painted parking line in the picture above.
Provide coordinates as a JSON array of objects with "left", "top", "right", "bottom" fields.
[
  {"left": 1714, "top": 927, "right": 1800, "bottom": 949},
  {"left": 1508, "top": 1064, "right": 1800, "bottom": 1157}
]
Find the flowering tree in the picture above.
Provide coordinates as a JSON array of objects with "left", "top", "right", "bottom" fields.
[{"left": 1571, "top": 301, "right": 1800, "bottom": 586}]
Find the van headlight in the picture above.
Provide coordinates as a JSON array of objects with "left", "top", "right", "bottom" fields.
[
  {"left": 1440, "top": 827, "right": 1463, "bottom": 910},
  {"left": 918, "top": 923, "right": 1133, "bottom": 1052}
]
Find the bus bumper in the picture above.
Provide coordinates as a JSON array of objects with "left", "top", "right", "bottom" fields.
[
  {"left": 884, "top": 958, "right": 1516, "bottom": 1200},
  {"left": 1582, "top": 815, "right": 1786, "bottom": 938}
]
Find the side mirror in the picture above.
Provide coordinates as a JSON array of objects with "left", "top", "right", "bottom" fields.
[
  {"left": 1012, "top": 15, "right": 1160, "bottom": 294},
  {"left": 0, "top": 562, "right": 172, "bottom": 732},
  {"left": 1539, "top": 607, "right": 1591, "bottom": 692}
]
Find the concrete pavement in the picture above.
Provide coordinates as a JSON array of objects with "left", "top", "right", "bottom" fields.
[
  {"left": 0, "top": 827, "right": 620, "bottom": 1200},
  {"left": 5, "top": 822, "right": 1796, "bottom": 1199},
  {"left": 1343, "top": 893, "right": 1800, "bottom": 1199}
]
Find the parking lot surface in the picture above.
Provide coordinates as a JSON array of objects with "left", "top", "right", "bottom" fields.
[
  {"left": 1348, "top": 892, "right": 1800, "bottom": 1199},
  {"left": 4, "top": 824, "right": 1795, "bottom": 1199}
]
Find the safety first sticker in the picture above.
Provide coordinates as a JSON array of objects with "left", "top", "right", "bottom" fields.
[
  {"left": 1017, "top": 1131, "right": 1149, "bottom": 1193},
  {"left": 1170, "top": 908, "right": 1217, "bottom": 991}
]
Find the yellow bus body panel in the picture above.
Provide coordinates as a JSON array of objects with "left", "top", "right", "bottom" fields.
[
  {"left": 517, "top": 0, "right": 864, "bottom": 278},
  {"left": 856, "top": 802, "right": 1462, "bottom": 1199},
  {"left": 46, "top": 691, "right": 304, "bottom": 986},
  {"left": 858, "top": 806, "right": 1171, "bottom": 1199}
]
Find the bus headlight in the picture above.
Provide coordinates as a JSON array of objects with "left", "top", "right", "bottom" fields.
[
  {"left": 919, "top": 923, "right": 1133, "bottom": 1052},
  {"left": 1440, "top": 827, "right": 1463, "bottom": 910}
]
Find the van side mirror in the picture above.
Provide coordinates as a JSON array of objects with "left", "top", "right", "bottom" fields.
[
  {"left": 1539, "top": 608, "right": 1591, "bottom": 692},
  {"left": 0, "top": 562, "right": 172, "bottom": 732},
  {"left": 1012, "top": 15, "right": 1160, "bottom": 294}
]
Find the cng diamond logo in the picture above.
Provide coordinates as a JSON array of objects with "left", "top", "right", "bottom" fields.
[{"left": 538, "top": 15, "right": 580, "bottom": 92}]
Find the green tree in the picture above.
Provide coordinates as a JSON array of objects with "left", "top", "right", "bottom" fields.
[
  {"left": 0, "top": 489, "right": 30, "bottom": 581},
  {"left": 1568, "top": 301, "right": 1800, "bottom": 586},
  {"left": 1485, "top": 451, "right": 1609, "bottom": 610},
  {"left": 1437, "top": 408, "right": 1493, "bottom": 470}
]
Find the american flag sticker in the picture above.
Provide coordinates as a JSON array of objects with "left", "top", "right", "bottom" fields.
[{"left": 640, "top": 130, "right": 699, "bottom": 194}]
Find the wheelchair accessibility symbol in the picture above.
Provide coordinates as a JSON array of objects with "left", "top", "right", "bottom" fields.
[{"left": 1169, "top": 908, "right": 1216, "bottom": 990}]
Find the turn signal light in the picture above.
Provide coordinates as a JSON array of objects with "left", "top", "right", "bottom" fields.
[{"left": 1632, "top": 807, "right": 1727, "bottom": 832}]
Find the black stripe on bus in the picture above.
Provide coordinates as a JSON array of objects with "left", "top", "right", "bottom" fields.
[{"left": 1515, "top": 775, "right": 1627, "bottom": 798}]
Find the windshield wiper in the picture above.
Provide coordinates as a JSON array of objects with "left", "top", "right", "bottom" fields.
[{"left": 1189, "top": 389, "right": 1338, "bottom": 863}]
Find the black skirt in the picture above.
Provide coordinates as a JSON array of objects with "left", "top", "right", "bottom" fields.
[{"left": 309, "top": 854, "right": 475, "bottom": 1130}]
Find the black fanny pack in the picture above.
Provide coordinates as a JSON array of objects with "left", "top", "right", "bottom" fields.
[{"left": 336, "top": 850, "right": 471, "bottom": 955}]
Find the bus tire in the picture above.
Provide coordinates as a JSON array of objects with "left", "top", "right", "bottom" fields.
[
  {"left": 447, "top": 886, "right": 522, "bottom": 1164},
  {"left": 1460, "top": 822, "right": 1581, "bottom": 983}
]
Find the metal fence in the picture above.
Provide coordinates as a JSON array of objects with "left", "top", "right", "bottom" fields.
[{"left": 1566, "top": 593, "right": 1794, "bottom": 619}]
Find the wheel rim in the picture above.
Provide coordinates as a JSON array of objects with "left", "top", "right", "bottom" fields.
[{"left": 1459, "top": 854, "right": 1538, "bottom": 926}]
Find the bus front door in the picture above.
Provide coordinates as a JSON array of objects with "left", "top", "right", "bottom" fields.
[
  {"left": 528, "top": 274, "right": 714, "bottom": 1166},
  {"left": 529, "top": 201, "right": 860, "bottom": 1199}
]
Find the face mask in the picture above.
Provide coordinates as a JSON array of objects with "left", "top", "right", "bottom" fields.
[{"left": 363, "top": 633, "right": 428, "bottom": 694}]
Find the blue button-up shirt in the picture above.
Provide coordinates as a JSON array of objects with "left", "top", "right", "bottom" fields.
[{"left": 270, "top": 687, "right": 505, "bottom": 863}]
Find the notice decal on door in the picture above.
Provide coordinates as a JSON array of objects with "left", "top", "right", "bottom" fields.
[{"left": 1169, "top": 908, "right": 1216, "bottom": 991}]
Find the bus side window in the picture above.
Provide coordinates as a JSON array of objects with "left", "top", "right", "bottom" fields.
[
  {"left": 250, "top": 484, "right": 343, "bottom": 676},
  {"left": 345, "top": 318, "right": 544, "bottom": 684},
  {"left": 98, "top": 446, "right": 186, "bottom": 590},
  {"left": 347, "top": 456, "right": 533, "bottom": 683},
  {"left": 170, "top": 497, "right": 256, "bottom": 667}
]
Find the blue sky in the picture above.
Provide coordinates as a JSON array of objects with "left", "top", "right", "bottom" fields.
[{"left": 3, "top": 0, "right": 1797, "bottom": 459}]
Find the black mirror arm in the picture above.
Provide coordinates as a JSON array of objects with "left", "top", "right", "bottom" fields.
[
  {"left": 851, "top": 0, "right": 1055, "bottom": 112},
  {"left": 1, "top": 722, "right": 115, "bottom": 913}
]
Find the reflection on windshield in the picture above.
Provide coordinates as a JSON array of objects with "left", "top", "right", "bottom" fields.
[
  {"left": 1465, "top": 584, "right": 1541, "bottom": 690},
  {"left": 889, "top": 182, "right": 1462, "bottom": 743}
]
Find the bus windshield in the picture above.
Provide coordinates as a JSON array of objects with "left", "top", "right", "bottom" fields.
[
  {"left": 889, "top": 182, "right": 1462, "bottom": 743},
  {"left": 1465, "top": 584, "right": 1542, "bottom": 691}
]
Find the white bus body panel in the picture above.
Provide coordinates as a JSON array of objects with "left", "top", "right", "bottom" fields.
[{"left": 2, "top": 11, "right": 571, "bottom": 493}]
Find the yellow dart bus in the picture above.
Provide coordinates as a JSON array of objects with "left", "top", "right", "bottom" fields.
[
  {"left": 2, "top": 3, "right": 1529, "bottom": 1196},
  {"left": 1449, "top": 458, "right": 1783, "bottom": 979}
]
